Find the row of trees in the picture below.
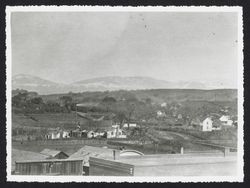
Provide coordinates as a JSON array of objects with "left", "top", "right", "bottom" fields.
[{"left": 12, "top": 91, "right": 75, "bottom": 113}]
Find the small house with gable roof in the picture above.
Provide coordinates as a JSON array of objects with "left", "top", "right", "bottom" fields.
[{"left": 40, "top": 149, "right": 69, "bottom": 159}]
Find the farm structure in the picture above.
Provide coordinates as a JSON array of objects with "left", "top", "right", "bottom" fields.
[
  {"left": 15, "top": 158, "right": 83, "bottom": 175},
  {"left": 40, "top": 148, "right": 69, "bottom": 159},
  {"left": 89, "top": 152, "right": 237, "bottom": 176},
  {"left": 12, "top": 149, "right": 48, "bottom": 172},
  {"left": 106, "top": 125, "right": 127, "bottom": 139},
  {"left": 68, "top": 146, "right": 143, "bottom": 175},
  {"left": 123, "top": 122, "right": 137, "bottom": 128},
  {"left": 201, "top": 117, "right": 213, "bottom": 132},
  {"left": 191, "top": 117, "right": 215, "bottom": 132},
  {"left": 219, "top": 115, "right": 234, "bottom": 126}
]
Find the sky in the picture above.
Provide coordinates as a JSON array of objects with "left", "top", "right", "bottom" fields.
[{"left": 11, "top": 11, "right": 239, "bottom": 88}]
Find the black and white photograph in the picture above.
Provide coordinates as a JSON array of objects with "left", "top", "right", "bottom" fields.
[{"left": 6, "top": 6, "right": 244, "bottom": 182}]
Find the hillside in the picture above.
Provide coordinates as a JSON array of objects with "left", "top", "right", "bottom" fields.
[
  {"left": 12, "top": 74, "right": 67, "bottom": 94},
  {"left": 41, "top": 89, "right": 237, "bottom": 104},
  {"left": 12, "top": 74, "right": 236, "bottom": 95}
]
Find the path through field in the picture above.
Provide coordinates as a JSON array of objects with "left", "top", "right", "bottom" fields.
[{"left": 153, "top": 130, "right": 222, "bottom": 153}]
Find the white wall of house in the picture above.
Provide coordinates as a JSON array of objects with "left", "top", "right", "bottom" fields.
[
  {"left": 226, "top": 120, "right": 233, "bottom": 126},
  {"left": 157, "top": 111, "right": 166, "bottom": 118},
  {"left": 87, "top": 131, "right": 95, "bottom": 138},
  {"left": 220, "top": 115, "right": 230, "bottom": 121},
  {"left": 201, "top": 118, "right": 213, "bottom": 132},
  {"left": 62, "top": 131, "right": 70, "bottom": 138},
  {"left": 161, "top": 102, "right": 167, "bottom": 107},
  {"left": 219, "top": 115, "right": 233, "bottom": 126},
  {"left": 51, "top": 132, "right": 61, "bottom": 139},
  {"left": 123, "top": 123, "right": 137, "bottom": 128},
  {"left": 107, "top": 128, "right": 127, "bottom": 139}
]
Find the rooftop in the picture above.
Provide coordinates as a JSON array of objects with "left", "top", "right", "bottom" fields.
[
  {"left": 68, "top": 145, "right": 117, "bottom": 166},
  {"left": 12, "top": 149, "right": 48, "bottom": 171},
  {"left": 40, "top": 148, "right": 67, "bottom": 158},
  {"left": 114, "top": 153, "right": 237, "bottom": 167},
  {"left": 89, "top": 152, "right": 238, "bottom": 176}
]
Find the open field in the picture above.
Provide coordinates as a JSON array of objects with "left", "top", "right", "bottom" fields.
[
  {"left": 153, "top": 126, "right": 237, "bottom": 148},
  {"left": 12, "top": 111, "right": 237, "bottom": 155},
  {"left": 41, "top": 89, "right": 237, "bottom": 104},
  {"left": 12, "top": 112, "right": 94, "bottom": 130}
]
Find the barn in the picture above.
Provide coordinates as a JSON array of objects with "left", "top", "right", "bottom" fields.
[
  {"left": 15, "top": 158, "right": 83, "bottom": 175},
  {"left": 40, "top": 149, "right": 69, "bottom": 159}
]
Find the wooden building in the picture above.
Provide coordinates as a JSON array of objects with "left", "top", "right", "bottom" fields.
[
  {"left": 89, "top": 152, "right": 237, "bottom": 176},
  {"left": 15, "top": 158, "right": 83, "bottom": 175},
  {"left": 40, "top": 149, "right": 69, "bottom": 159}
]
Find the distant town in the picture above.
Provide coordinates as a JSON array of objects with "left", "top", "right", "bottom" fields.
[{"left": 12, "top": 87, "right": 238, "bottom": 176}]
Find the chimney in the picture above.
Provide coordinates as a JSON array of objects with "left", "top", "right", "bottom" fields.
[
  {"left": 113, "top": 150, "right": 120, "bottom": 160},
  {"left": 180, "top": 147, "right": 184, "bottom": 155}
]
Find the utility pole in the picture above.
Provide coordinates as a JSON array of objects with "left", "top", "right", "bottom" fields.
[{"left": 75, "top": 104, "right": 78, "bottom": 126}]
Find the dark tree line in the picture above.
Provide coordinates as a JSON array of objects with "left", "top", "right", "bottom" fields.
[{"left": 12, "top": 90, "right": 75, "bottom": 113}]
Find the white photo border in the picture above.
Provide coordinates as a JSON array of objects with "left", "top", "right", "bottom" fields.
[{"left": 5, "top": 5, "right": 244, "bottom": 182}]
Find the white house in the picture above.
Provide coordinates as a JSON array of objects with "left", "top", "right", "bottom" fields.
[
  {"left": 87, "top": 131, "right": 95, "bottom": 138},
  {"left": 123, "top": 123, "right": 137, "bottom": 128},
  {"left": 93, "top": 131, "right": 105, "bottom": 138},
  {"left": 62, "top": 131, "right": 70, "bottom": 138},
  {"left": 201, "top": 117, "right": 213, "bottom": 132},
  {"left": 106, "top": 128, "right": 127, "bottom": 139},
  {"left": 177, "top": 114, "right": 183, "bottom": 119},
  {"left": 51, "top": 132, "right": 61, "bottom": 139},
  {"left": 219, "top": 115, "right": 233, "bottom": 126},
  {"left": 161, "top": 102, "right": 167, "bottom": 107},
  {"left": 112, "top": 124, "right": 120, "bottom": 128},
  {"left": 157, "top": 110, "right": 166, "bottom": 118}
]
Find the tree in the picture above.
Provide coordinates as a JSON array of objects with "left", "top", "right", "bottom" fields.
[
  {"left": 101, "top": 96, "right": 117, "bottom": 112},
  {"left": 30, "top": 97, "right": 43, "bottom": 105},
  {"left": 115, "top": 111, "right": 127, "bottom": 128},
  {"left": 59, "top": 96, "right": 73, "bottom": 112},
  {"left": 115, "top": 100, "right": 136, "bottom": 129},
  {"left": 12, "top": 92, "right": 29, "bottom": 107},
  {"left": 144, "top": 98, "right": 152, "bottom": 105}
]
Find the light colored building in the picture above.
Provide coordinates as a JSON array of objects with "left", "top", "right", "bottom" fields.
[
  {"left": 201, "top": 117, "right": 213, "bottom": 132},
  {"left": 62, "top": 131, "right": 70, "bottom": 138},
  {"left": 177, "top": 114, "right": 183, "bottom": 119},
  {"left": 191, "top": 117, "right": 213, "bottom": 132},
  {"left": 51, "top": 132, "right": 61, "bottom": 139},
  {"left": 123, "top": 123, "right": 137, "bottom": 128},
  {"left": 160, "top": 102, "right": 167, "bottom": 107},
  {"left": 219, "top": 115, "right": 233, "bottom": 126},
  {"left": 87, "top": 131, "right": 95, "bottom": 138},
  {"left": 157, "top": 110, "right": 166, "bottom": 118},
  {"left": 106, "top": 127, "right": 127, "bottom": 139}
]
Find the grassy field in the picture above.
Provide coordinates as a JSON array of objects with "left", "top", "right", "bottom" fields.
[
  {"left": 154, "top": 126, "right": 237, "bottom": 148},
  {"left": 12, "top": 111, "right": 237, "bottom": 154},
  {"left": 42, "top": 89, "right": 237, "bottom": 104},
  {"left": 12, "top": 112, "right": 93, "bottom": 130}
]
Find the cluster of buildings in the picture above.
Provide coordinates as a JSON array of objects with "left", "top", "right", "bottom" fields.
[
  {"left": 12, "top": 144, "right": 237, "bottom": 176},
  {"left": 45, "top": 124, "right": 129, "bottom": 140},
  {"left": 156, "top": 103, "right": 237, "bottom": 132},
  {"left": 190, "top": 115, "right": 237, "bottom": 132}
]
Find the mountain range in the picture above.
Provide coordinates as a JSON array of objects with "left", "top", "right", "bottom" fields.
[{"left": 12, "top": 74, "right": 234, "bottom": 95}]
